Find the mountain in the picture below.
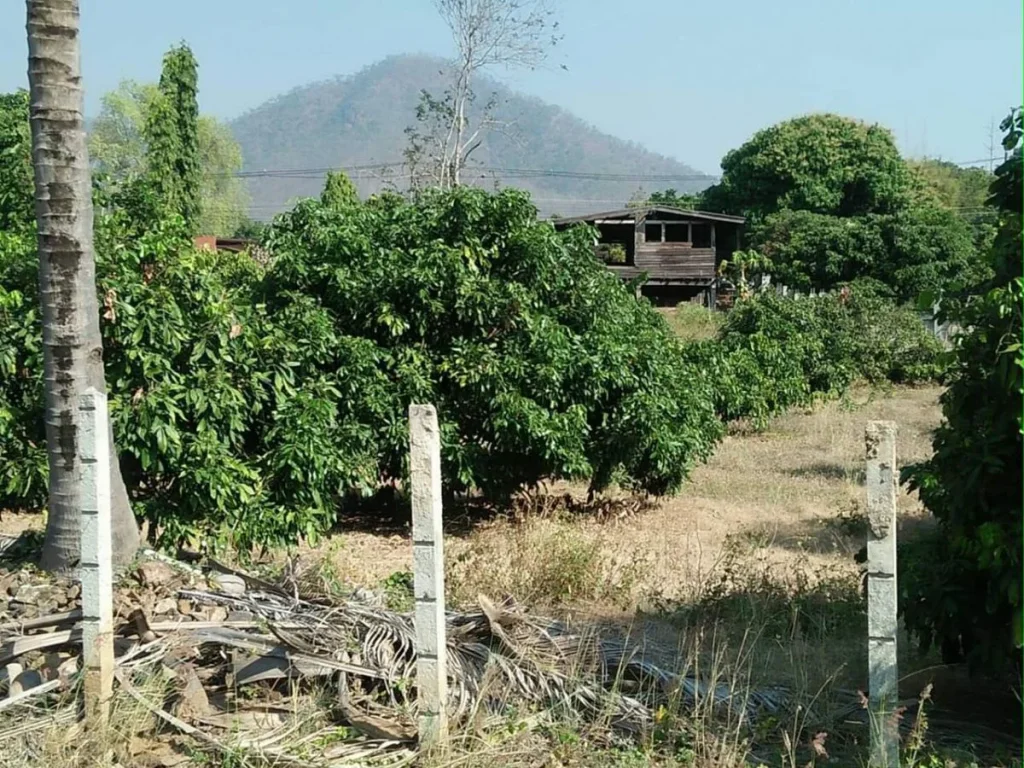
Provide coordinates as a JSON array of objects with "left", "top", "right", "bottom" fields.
[{"left": 229, "top": 54, "right": 712, "bottom": 219}]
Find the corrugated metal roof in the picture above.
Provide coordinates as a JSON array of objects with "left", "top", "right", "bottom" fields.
[{"left": 552, "top": 205, "right": 745, "bottom": 225}]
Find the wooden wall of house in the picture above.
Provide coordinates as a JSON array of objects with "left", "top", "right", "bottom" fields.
[
  {"left": 632, "top": 213, "right": 719, "bottom": 280},
  {"left": 634, "top": 245, "right": 716, "bottom": 279}
]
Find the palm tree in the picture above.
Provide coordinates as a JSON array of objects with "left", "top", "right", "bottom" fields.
[{"left": 27, "top": 0, "right": 139, "bottom": 571}]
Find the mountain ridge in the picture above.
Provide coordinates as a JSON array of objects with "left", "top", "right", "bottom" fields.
[{"left": 229, "top": 54, "right": 713, "bottom": 219}]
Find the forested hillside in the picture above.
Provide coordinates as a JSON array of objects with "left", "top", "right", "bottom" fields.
[{"left": 229, "top": 54, "right": 711, "bottom": 218}]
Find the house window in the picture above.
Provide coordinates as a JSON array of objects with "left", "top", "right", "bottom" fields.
[
  {"left": 664, "top": 223, "right": 689, "bottom": 242},
  {"left": 644, "top": 223, "right": 663, "bottom": 242},
  {"left": 691, "top": 223, "right": 712, "bottom": 248}
]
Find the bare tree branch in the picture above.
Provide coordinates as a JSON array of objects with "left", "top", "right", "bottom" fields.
[{"left": 406, "top": 0, "right": 562, "bottom": 190}]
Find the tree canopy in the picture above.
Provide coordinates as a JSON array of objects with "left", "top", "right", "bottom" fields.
[
  {"left": 704, "top": 114, "right": 914, "bottom": 219},
  {"left": 902, "top": 108, "right": 1022, "bottom": 674},
  {"left": 0, "top": 91, "right": 33, "bottom": 232},
  {"left": 702, "top": 113, "right": 986, "bottom": 300},
  {"left": 89, "top": 78, "right": 249, "bottom": 236}
]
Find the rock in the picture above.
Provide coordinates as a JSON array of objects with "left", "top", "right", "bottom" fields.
[
  {"left": 172, "top": 664, "right": 210, "bottom": 722},
  {"left": 226, "top": 611, "right": 254, "bottom": 623},
  {"left": 12, "top": 584, "right": 58, "bottom": 605},
  {"left": 176, "top": 599, "right": 192, "bottom": 616},
  {"left": 208, "top": 606, "right": 229, "bottom": 623},
  {"left": 66, "top": 584, "right": 81, "bottom": 601},
  {"left": 207, "top": 572, "right": 246, "bottom": 597},
  {"left": 136, "top": 561, "right": 176, "bottom": 588},
  {"left": 153, "top": 597, "right": 178, "bottom": 616}
]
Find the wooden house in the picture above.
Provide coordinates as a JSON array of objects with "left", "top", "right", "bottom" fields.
[{"left": 553, "top": 205, "right": 745, "bottom": 307}]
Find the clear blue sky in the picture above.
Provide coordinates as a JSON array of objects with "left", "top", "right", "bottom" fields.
[{"left": 1, "top": 0, "right": 1020, "bottom": 173}]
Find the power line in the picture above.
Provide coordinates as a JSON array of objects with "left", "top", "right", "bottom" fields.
[{"left": 220, "top": 163, "right": 721, "bottom": 184}]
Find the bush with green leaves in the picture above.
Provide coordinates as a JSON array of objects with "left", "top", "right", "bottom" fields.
[
  {"left": 901, "top": 109, "right": 1022, "bottom": 675},
  {"left": 263, "top": 187, "right": 723, "bottom": 500},
  {"left": 681, "top": 286, "right": 944, "bottom": 428},
  {"left": 1, "top": 186, "right": 723, "bottom": 550},
  {"left": 701, "top": 114, "right": 988, "bottom": 302}
]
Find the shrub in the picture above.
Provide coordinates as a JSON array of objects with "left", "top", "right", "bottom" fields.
[
  {"left": 681, "top": 288, "right": 944, "bottom": 428},
  {"left": 1, "top": 187, "right": 723, "bottom": 549},
  {"left": 901, "top": 109, "right": 1022, "bottom": 674}
]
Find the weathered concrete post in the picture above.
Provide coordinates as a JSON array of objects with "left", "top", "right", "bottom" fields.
[
  {"left": 409, "top": 404, "right": 448, "bottom": 748},
  {"left": 865, "top": 421, "right": 899, "bottom": 768},
  {"left": 79, "top": 388, "right": 114, "bottom": 725}
]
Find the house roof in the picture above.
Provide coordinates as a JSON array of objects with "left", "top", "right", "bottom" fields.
[{"left": 552, "top": 205, "right": 745, "bottom": 226}]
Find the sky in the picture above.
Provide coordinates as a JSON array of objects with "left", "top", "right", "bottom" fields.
[{"left": 1, "top": 0, "right": 1021, "bottom": 174}]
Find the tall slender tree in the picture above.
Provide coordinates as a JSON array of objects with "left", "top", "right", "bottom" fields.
[
  {"left": 144, "top": 43, "right": 201, "bottom": 232},
  {"left": 26, "top": 0, "right": 139, "bottom": 571}
]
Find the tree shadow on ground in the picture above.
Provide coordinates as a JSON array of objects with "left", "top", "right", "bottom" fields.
[
  {"left": 331, "top": 488, "right": 657, "bottom": 538},
  {"left": 787, "top": 462, "right": 866, "bottom": 484},
  {"left": 743, "top": 510, "right": 939, "bottom": 557},
  {"left": 584, "top": 586, "right": 1022, "bottom": 765}
]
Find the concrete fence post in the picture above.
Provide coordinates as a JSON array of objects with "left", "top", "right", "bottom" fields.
[
  {"left": 866, "top": 421, "right": 899, "bottom": 768},
  {"left": 408, "top": 404, "right": 448, "bottom": 748},
  {"left": 79, "top": 388, "right": 114, "bottom": 725}
]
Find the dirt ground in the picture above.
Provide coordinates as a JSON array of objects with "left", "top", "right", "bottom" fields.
[{"left": 298, "top": 384, "right": 942, "bottom": 605}]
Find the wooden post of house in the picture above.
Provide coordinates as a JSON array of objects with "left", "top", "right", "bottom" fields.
[
  {"left": 79, "top": 388, "right": 114, "bottom": 726},
  {"left": 408, "top": 404, "right": 448, "bottom": 749},
  {"left": 866, "top": 421, "right": 899, "bottom": 768}
]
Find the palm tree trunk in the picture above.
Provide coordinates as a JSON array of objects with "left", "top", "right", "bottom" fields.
[{"left": 27, "top": 0, "right": 140, "bottom": 572}]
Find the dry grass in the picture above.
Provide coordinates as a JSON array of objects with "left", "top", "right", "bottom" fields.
[
  {"left": 302, "top": 384, "right": 1001, "bottom": 766},
  {"left": 8, "top": 385, "right": 1017, "bottom": 766}
]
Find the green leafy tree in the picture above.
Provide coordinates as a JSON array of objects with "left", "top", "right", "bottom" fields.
[
  {"left": 717, "top": 249, "right": 771, "bottom": 299},
  {"left": 320, "top": 170, "right": 359, "bottom": 209},
  {"left": 196, "top": 116, "right": 247, "bottom": 235},
  {"left": 143, "top": 44, "right": 201, "bottom": 232},
  {"left": 704, "top": 114, "right": 914, "bottom": 218},
  {"left": 751, "top": 207, "right": 982, "bottom": 301},
  {"left": 89, "top": 80, "right": 156, "bottom": 180},
  {"left": 901, "top": 108, "right": 1023, "bottom": 674},
  {"left": 908, "top": 158, "right": 997, "bottom": 252},
  {"left": 90, "top": 79, "right": 248, "bottom": 236},
  {"left": 2, "top": 186, "right": 725, "bottom": 551},
  {"left": 0, "top": 91, "right": 33, "bottom": 232},
  {"left": 704, "top": 114, "right": 983, "bottom": 299}
]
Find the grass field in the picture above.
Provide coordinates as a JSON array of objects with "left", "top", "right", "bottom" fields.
[
  {"left": 1, "top": 302, "right": 1016, "bottom": 766},
  {"left": 271, "top": 383, "right": 1016, "bottom": 766}
]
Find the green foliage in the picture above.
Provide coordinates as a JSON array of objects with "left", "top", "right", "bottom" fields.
[
  {"left": 0, "top": 230, "right": 45, "bottom": 507},
  {"left": 682, "top": 288, "right": 944, "bottom": 428},
  {"left": 90, "top": 79, "right": 249, "bottom": 236},
  {"left": 751, "top": 207, "right": 984, "bottom": 301},
  {"left": 0, "top": 91, "right": 33, "bottom": 232},
  {"left": 717, "top": 249, "right": 772, "bottom": 298},
  {"left": 1, "top": 186, "right": 723, "bottom": 550},
  {"left": 704, "top": 114, "right": 913, "bottom": 218},
  {"left": 196, "top": 117, "right": 248, "bottom": 236},
  {"left": 705, "top": 113, "right": 986, "bottom": 301},
  {"left": 143, "top": 44, "right": 201, "bottom": 233},
  {"left": 266, "top": 187, "right": 722, "bottom": 500},
  {"left": 901, "top": 108, "right": 1023, "bottom": 675},
  {"left": 320, "top": 171, "right": 359, "bottom": 209},
  {"left": 89, "top": 80, "right": 159, "bottom": 180}
]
